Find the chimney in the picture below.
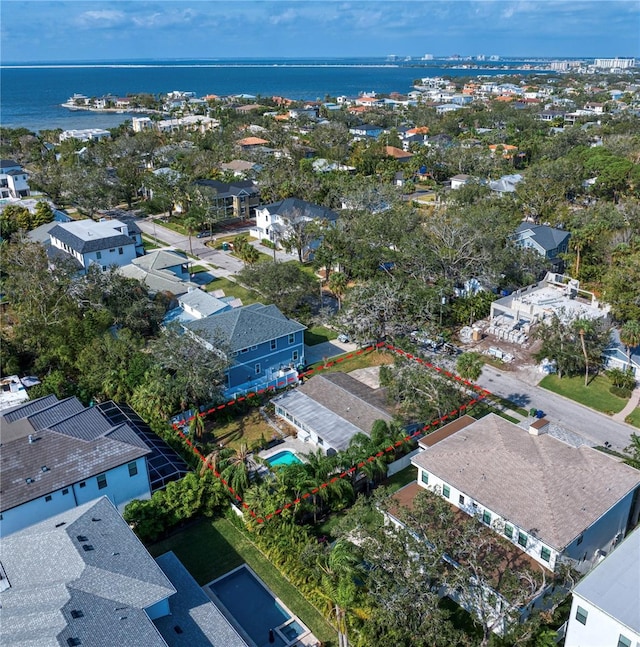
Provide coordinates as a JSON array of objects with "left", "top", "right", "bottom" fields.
[{"left": 529, "top": 418, "right": 550, "bottom": 436}]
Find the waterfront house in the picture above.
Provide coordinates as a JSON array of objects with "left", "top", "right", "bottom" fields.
[
  {"left": 348, "top": 124, "right": 384, "bottom": 139},
  {"left": 48, "top": 218, "right": 139, "bottom": 273},
  {"left": 184, "top": 303, "right": 306, "bottom": 398},
  {"left": 0, "top": 497, "right": 249, "bottom": 647}
]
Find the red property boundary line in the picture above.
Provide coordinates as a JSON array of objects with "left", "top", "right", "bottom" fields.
[{"left": 172, "top": 342, "right": 491, "bottom": 523}]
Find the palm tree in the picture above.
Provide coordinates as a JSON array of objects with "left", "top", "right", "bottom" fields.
[
  {"left": 188, "top": 409, "right": 206, "bottom": 443},
  {"left": 328, "top": 272, "right": 348, "bottom": 310},
  {"left": 577, "top": 319, "right": 594, "bottom": 387},
  {"left": 456, "top": 351, "right": 484, "bottom": 382},
  {"left": 221, "top": 443, "right": 254, "bottom": 496},
  {"left": 620, "top": 320, "right": 640, "bottom": 366}
]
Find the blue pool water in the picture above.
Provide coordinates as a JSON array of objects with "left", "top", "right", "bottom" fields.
[
  {"left": 267, "top": 450, "right": 302, "bottom": 467},
  {"left": 210, "top": 567, "right": 305, "bottom": 647}
]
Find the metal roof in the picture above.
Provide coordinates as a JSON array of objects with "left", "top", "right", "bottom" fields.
[{"left": 572, "top": 526, "right": 640, "bottom": 636}]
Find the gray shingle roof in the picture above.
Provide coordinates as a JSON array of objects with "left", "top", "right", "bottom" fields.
[
  {"left": 132, "top": 249, "right": 189, "bottom": 273},
  {"left": 0, "top": 427, "right": 150, "bottom": 512},
  {"left": 412, "top": 414, "right": 640, "bottom": 550},
  {"left": 515, "top": 222, "right": 571, "bottom": 253},
  {"left": 194, "top": 179, "right": 259, "bottom": 198},
  {"left": 298, "top": 373, "right": 393, "bottom": 431},
  {"left": 572, "top": 526, "right": 640, "bottom": 635},
  {"left": 49, "top": 223, "right": 135, "bottom": 254},
  {"left": 261, "top": 198, "right": 338, "bottom": 222},
  {"left": 185, "top": 303, "right": 305, "bottom": 351},
  {"left": 154, "top": 552, "right": 248, "bottom": 647},
  {"left": 0, "top": 497, "right": 175, "bottom": 647}
]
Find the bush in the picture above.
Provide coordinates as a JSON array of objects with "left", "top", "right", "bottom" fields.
[
  {"left": 610, "top": 385, "right": 633, "bottom": 399},
  {"left": 606, "top": 367, "right": 636, "bottom": 391},
  {"left": 262, "top": 238, "right": 276, "bottom": 249}
]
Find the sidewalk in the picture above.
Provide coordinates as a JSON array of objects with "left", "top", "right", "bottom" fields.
[{"left": 612, "top": 385, "right": 640, "bottom": 423}]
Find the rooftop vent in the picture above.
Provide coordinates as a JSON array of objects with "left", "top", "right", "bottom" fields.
[
  {"left": 174, "top": 626, "right": 183, "bottom": 634},
  {"left": 76, "top": 535, "right": 88, "bottom": 542},
  {"left": 82, "top": 544, "right": 94, "bottom": 552},
  {"left": 55, "top": 522, "right": 66, "bottom": 528},
  {"left": 41, "top": 466, "right": 49, "bottom": 473},
  {"left": 28, "top": 434, "right": 34, "bottom": 444},
  {"left": 67, "top": 638, "right": 81, "bottom": 647},
  {"left": 25, "top": 478, "right": 34, "bottom": 484},
  {"left": 70, "top": 609, "right": 84, "bottom": 619}
]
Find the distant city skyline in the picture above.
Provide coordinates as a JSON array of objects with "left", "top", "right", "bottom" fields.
[{"left": 1, "top": 1, "right": 638, "bottom": 63}]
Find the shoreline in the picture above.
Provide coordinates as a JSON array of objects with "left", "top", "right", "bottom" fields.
[{"left": 60, "top": 103, "right": 164, "bottom": 116}]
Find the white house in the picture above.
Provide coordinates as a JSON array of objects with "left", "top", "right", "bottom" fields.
[
  {"left": 564, "top": 526, "right": 640, "bottom": 647},
  {"left": 250, "top": 197, "right": 338, "bottom": 261},
  {"left": 59, "top": 128, "right": 111, "bottom": 142},
  {"left": 0, "top": 159, "right": 30, "bottom": 199},
  {"left": 411, "top": 414, "right": 640, "bottom": 574},
  {"left": 48, "top": 218, "right": 139, "bottom": 272},
  {"left": 0, "top": 395, "right": 153, "bottom": 536}
]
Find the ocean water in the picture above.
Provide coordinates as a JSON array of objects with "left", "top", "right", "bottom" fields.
[{"left": 0, "top": 58, "right": 552, "bottom": 132}]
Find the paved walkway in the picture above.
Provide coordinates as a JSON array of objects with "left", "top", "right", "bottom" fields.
[
  {"left": 613, "top": 385, "right": 640, "bottom": 423},
  {"left": 304, "top": 340, "right": 358, "bottom": 365}
]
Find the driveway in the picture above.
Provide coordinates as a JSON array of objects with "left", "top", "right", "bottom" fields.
[
  {"left": 476, "top": 365, "right": 636, "bottom": 451},
  {"left": 304, "top": 340, "right": 358, "bottom": 365}
]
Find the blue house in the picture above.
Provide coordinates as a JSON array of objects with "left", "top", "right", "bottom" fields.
[
  {"left": 513, "top": 222, "right": 571, "bottom": 269},
  {"left": 603, "top": 328, "right": 640, "bottom": 380},
  {"left": 348, "top": 124, "right": 384, "bottom": 139},
  {"left": 184, "top": 303, "right": 306, "bottom": 397}
]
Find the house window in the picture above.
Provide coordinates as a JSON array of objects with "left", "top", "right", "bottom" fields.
[
  {"left": 575, "top": 606, "right": 588, "bottom": 625},
  {"left": 504, "top": 524, "right": 514, "bottom": 539},
  {"left": 96, "top": 251, "right": 102, "bottom": 259},
  {"left": 255, "top": 363, "right": 261, "bottom": 375},
  {"left": 250, "top": 345, "right": 258, "bottom": 350},
  {"left": 482, "top": 510, "right": 491, "bottom": 525},
  {"left": 62, "top": 488, "right": 69, "bottom": 495},
  {"left": 458, "top": 494, "right": 465, "bottom": 506},
  {"left": 617, "top": 635, "right": 631, "bottom": 647},
  {"left": 109, "top": 248, "right": 115, "bottom": 253},
  {"left": 79, "top": 481, "right": 86, "bottom": 488},
  {"left": 421, "top": 471, "right": 429, "bottom": 485},
  {"left": 128, "top": 462, "right": 138, "bottom": 477},
  {"left": 541, "top": 547, "right": 551, "bottom": 562},
  {"left": 518, "top": 531, "right": 528, "bottom": 548},
  {"left": 576, "top": 534, "right": 583, "bottom": 546},
  {"left": 241, "top": 348, "right": 248, "bottom": 354},
  {"left": 442, "top": 485, "right": 450, "bottom": 498},
  {"left": 45, "top": 495, "right": 52, "bottom": 502},
  {"left": 292, "top": 350, "right": 299, "bottom": 362},
  {"left": 288, "top": 333, "right": 295, "bottom": 344},
  {"left": 97, "top": 474, "right": 108, "bottom": 490},
  {"left": 118, "top": 247, "right": 123, "bottom": 255},
  {"left": 271, "top": 339, "right": 277, "bottom": 350}
]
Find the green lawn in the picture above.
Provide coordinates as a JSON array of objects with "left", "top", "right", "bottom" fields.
[
  {"left": 382, "top": 465, "right": 418, "bottom": 493},
  {"left": 625, "top": 407, "right": 640, "bottom": 428},
  {"left": 205, "top": 277, "right": 261, "bottom": 305},
  {"left": 142, "top": 239, "right": 161, "bottom": 251},
  {"left": 307, "top": 348, "right": 395, "bottom": 373},
  {"left": 148, "top": 516, "right": 337, "bottom": 646},
  {"left": 304, "top": 326, "right": 338, "bottom": 346},
  {"left": 539, "top": 373, "right": 628, "bottom": 415}
]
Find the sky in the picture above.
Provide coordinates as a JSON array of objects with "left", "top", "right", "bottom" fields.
[{"left": 1, "top": 0, "right": 638, "bottom": 63}]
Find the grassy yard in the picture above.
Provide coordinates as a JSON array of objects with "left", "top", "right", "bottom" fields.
[
  {"left": 382, "top": 465, "right": 418, "bottom": 493},
  {"left": 308, "top": 348, "right": 395, "bottom": 373},
  {"left": 148, "top": 517, "right": 337, "bottom": 647},
  {"left": 205, "top": 408, "right": 279, "bottom": 452},
  {"left": 625, "top": 407, "right": 640, "bottom": 428},
  {"left": 205, "top": 276, "right": 261, "bottom": 305},
  {"left": 304, "top": 326, "right": 338, "bottom": 346},
  {"left": 539, "top": 374, "right": 628, "bottom": 415},
  {"left": 142, "top": 239, "right": 161, "bottom": 251}
]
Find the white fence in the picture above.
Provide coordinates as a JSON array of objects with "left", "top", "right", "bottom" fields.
[{"left": 386, "top": 448, "right": 421, "bottom": 477}]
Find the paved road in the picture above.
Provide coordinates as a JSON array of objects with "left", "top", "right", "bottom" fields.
[{"left": 476, "top": 365, "right": 635, "bottom": 451}]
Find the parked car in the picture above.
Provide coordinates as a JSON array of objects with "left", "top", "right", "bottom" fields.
[
  {"left": 196, "top": 231, "right": 210, "bottom": 239},
  {"left": 337, "top": 333, "right": 350, "bottom": 343}
]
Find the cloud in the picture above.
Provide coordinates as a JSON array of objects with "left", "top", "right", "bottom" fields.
[{"left": 74, "top": 9, "right": 128, "bottom": 29}]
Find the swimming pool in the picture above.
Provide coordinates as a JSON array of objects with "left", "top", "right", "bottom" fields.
[
  {"left": 208, "top": 566, "right": 308, "bottom": 647},
  {"left": 267, "top": 450, "right": 302, "bottom": 467}
]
